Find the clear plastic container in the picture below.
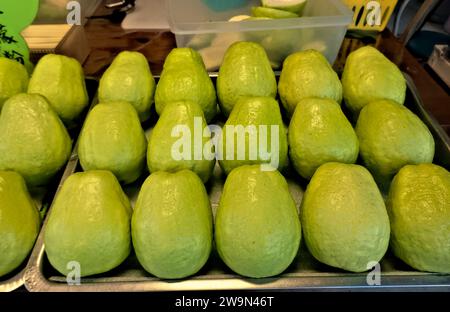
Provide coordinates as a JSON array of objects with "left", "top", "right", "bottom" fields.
[{"left": 167, "top": 0, "right": 353, "bottom": 70}]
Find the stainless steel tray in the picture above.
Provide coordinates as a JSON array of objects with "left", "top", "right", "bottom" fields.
[
  {"left": 0, "top": 79, "right": 99, "bottom": 292},
  {"left": 24, "top": 74, "right": 450, "bottom": 292}
]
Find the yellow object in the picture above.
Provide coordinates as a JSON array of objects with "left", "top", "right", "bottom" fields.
[{"left": 343, "top": 0, "right": 398, "bottom": 31}]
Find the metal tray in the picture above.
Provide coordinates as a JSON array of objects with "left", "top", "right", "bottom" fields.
[
  {"left": 0, "top": 79, "right": 99, "bottom": 292},
  {"left": 24, "top": 74, "right": 450, "bottom": 292}
]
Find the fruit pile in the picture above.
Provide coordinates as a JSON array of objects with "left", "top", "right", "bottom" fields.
[
  {"left": 0, "top": 40, "right": 449, "bottom": 282},
  {"left": 0, "top": 54, "right": 87, "bottom": 277}
]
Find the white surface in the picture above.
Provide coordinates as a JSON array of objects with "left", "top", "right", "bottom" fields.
[{"left": 122, "top": 0, "right": 169, "bottom": 30}]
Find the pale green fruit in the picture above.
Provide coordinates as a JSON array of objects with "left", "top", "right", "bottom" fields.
[
  {"left": 251, "top": 6, "right": 299, "bottom": 18},
  {"left": 356, "top": 99, "right": 435, "bottom": 190},
  {"left": 228, "top": 15, "right": 251, "bottom": 22},
  {"left": 217, "top": 41, "right": 277, "bottom": 116},
  {"left": 44, "top": 170, "right": 131, "bottom": 277},
  {"left": 99, "top": 51, "right": 155, "bottom": 122},
  {"left": 217, "top": 96, "right": 288, "bottom": 174},
  {"left": 278, "top": 50, "right": 342, "bottom": 117},
  {"left": 262, "top": 0, "right": 307, "bottom": 15},
  {"left": 0, "top": 57, "right": 29, "bottom": 111},
  {"left": 78, "top": 101, "right": 147, "bottom": 184},
  {"left": 0, "top": 171, "right": 40, "bottom": 277},
  {"left": 28, "top": 54, "right": 88, "bottom": 123},
  {"left": 288, "top": 98, "right": 359, "bottom": 180},
  {"left": 342, "top": 46, "right": 406, "bottom": 118},
  {"left": 132, "top": 170, "right": 212, "bottom": 279},
  {"left": 147, "top": 101, "right": 215, "bottom": 183},
  {"left": 387, "top": 164, "right": 450, "bottom": 273},
  {"left": 155, "top": 48, "right": 217, "bottom": 122},
  {"left": 0, "top": 94, "right": 71, "bottom": 186},
  {"left": 301, "top": 162, "right": 390, "bottom": 272},
  {"left": 215, "top": 165, "right": 301, "bottom": 278},
  {"left": 245, "top": 17, "right": 273, "bottom": 21}
]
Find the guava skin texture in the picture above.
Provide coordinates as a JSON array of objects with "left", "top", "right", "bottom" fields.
[
  {"left": 28, "top": 54, "right": 88, "bottom": 123},
  {"left": 99, "top": 51, "right": 155, "bottom": 122},
  {"left": 278, "top": 49, "right": 342, "bottom": 117},
  {"left": 218, "top": 96, "right": 288, "bottom": 175},
  {"left": 155, "top": 48, "right": 217, "bottom": 122},
  {"left": 215, "top": 165, "right": 301, "bottom": 278},
  {"left": 147, "top": 100, "right": 215, "bottom": 183},
  {"left": 78, "top": 101, "right": 147, "bottom": 184},
  {"left": 288, "top": 98, "right": 359, "bottom": 180},
  {"left": 355, "top": 99, "right": 434, "bottom": 191},
  {"left": 132, "top": 170, "right": 213, "bottom": 279},
  {"left": 217, "top": 41, "right": 277, "bottom": 117},
  {"left": 44, "top": 170, "right": 132, "bottom": 277},
  {"left": 0, "top": 171, "right": 40, "bottom": 277},
  {"left": 301, "top": 162, "right": 390, "bottom": 272},
  {"left": 342, "top": 46, "right": 406, "bottom": 119},
  {"left": 387, "top": 164, "right": 450, "bottom": 273},
  {"left": 0, "top": 57, "right": 29, "bottom": 111},
  {"left": 0, "top": 93, "right": 72, "bottom": 187}
]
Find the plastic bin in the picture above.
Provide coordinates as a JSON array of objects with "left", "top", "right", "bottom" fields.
[{"left": 167, "top": 0, "right": 353, "bottom": 70}]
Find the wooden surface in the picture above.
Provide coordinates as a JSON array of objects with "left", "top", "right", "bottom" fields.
[
  {"left": 82, "top": 6, "right": 450, "bottom": 135},
  {"left": 83, "top": 2, "right": 175, "bottom": 76}
]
